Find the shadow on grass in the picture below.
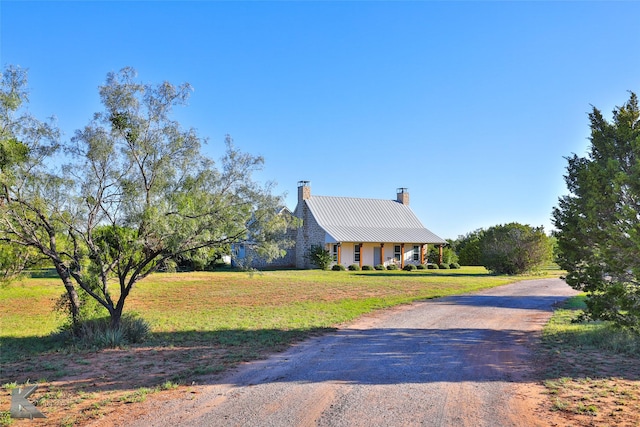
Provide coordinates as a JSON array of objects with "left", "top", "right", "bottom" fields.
[
  {"left": 0, "top": 333, "right": 68, "bottom": 364},
  {"left": 8, "top": 324, "right": 638, "bottom": 390},
  {"left": 146, "top": 327, "right": 336, "bottom": 348},
  {"left": 540, "top": 296, "right": 640, "bottom": 384},
  {"left": 3, "top": 321, "right": 639, "bottom": 396},
  {"left": 539, "top": 327, "right": 640, "bottom": 408},
  {"left": 0, "top": 327, "right": 335, "bottom": 387}
]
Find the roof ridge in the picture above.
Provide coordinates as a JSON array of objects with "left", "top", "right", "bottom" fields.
[{"left": 309, "top": 194, "right": 399, "bottom": 202}]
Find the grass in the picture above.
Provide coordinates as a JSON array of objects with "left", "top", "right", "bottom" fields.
[
  {"left": 0, "top": 266, "right": 562, "bottom": 425},
  {"left": 0, "top": 276, "right": 67, "bottom": 359},
  {"left": 0, "top": 276, "right": 65, "bottom": 335},
  {"left": 2, "top": 267, "right": 558, "bottom": 361},
  {"left": 543, "top": 295, "right": 640, "bottom": 357},
  {"left": 540, "top": 294, "right": 640, "bottom": 425},
  {"left": 130, "top": 268, "right": 555, "bottom": 333}
]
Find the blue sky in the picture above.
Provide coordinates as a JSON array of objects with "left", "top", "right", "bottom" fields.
[{"left": 2, "top": 1, "right": 639, "bottom": 240}]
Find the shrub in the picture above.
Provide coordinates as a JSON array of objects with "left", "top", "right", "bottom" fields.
[
  {"left": 427, "top": 263, "right": 438, "bottom": 269},
  {"left": 416, "top": 264, "right": 426, "bottom": 270},
  {"left": 348, "top": 264, "right": 361, "bottom": 271},
  {"left": 438, "top": 263, "right": 450, "bottom": 269},
  {"left": 450, "top": 262, "right": 461, "bottom": 269},
  {"left": 97, "top": 327, "right": 125, "bottom": 348},
  {"left": 480, "top": 223, "right": 553, "bottom": 274},
  {"left": 304, "top": 245, "right": 334, "bottom": 270},
  {"left": 386, "top": 264, "right": 398, "bottom": 270},
  {"left": 403, "top": 264, "right": 417, "bottom": 271},
  {"left": 68, "top": 313, "right": 151, "bottom": 348},
  {"left": 332, "top": 264, "right": 346, "bottom": 271},
  {"left": 374, "top": 264, "right": 385, "bottom": 271},
  {"left": 123, "top": 313, "right": 151, "bottom": 343},
  {"left": 362, "top": 265, "right": 374, "bottom": 271}
]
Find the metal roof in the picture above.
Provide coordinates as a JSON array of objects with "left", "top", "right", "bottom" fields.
[{"left": 304, "top": 196, "right": 446, "bottom": 244}]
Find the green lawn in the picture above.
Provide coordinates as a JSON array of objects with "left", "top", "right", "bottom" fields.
[
  {"left": 116, "top": 267, "right": 559, "bottom": 334},
  {"left": 1, "top": 267, "right": 561, "bottom": 360}
]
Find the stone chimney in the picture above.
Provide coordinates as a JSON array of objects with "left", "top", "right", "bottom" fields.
[
  {"left": 298, "top": 180, "right": 311, "bottom": 202},
  {"left": 396, "top": 187, "right": 409, "bottom": 205}
]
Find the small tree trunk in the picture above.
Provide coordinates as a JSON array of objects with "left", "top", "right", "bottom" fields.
[
  {"left": 110, "top": 307, "right": 123, "bottom": 330},
  {"left": 54, "top": 263, "right": 82, "bottom": 329},
  {"left": 65, "top": 283, "right": 81, "bottom": 327}
]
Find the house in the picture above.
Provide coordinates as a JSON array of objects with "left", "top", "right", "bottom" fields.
[
  {"left": 293, "top": 181, "right": 446, "bottom": 269},
  {"left": 232, "top": 181, "right": 447, "bottom": 269}
]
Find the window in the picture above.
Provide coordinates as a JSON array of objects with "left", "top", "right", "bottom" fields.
[
  {"left": 394, "top": 245, "right": 401, "bottom": 262},
  {"left": 354, "top": 244, "right": 361, "bottom": 262},
  {"left": 413, "top": 245, "right": 420, "bottom": 261},
  {"left": 332, "top": 244, "right": 339, "bottom": 262}
]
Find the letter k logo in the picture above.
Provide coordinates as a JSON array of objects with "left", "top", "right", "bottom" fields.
[{"left": 10, "top": 385, "right": 46, "bottom": 419}]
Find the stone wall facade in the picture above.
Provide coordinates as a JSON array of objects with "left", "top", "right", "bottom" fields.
[
  {"left": 294, "top": 198, "right": 327, "bottom": 269},
  {"left": 239, "top": 241, "right": 296, "bottom": 269}
]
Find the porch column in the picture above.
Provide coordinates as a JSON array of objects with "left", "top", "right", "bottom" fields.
[
  {"left": 420, "top": 244, "right": 425, "bottom": 265},
  {"left": 401, "top": 243, "right": 405, "bottom": 269},
  {"left": 380, "top": 243, "right": 385, "bottom": 266},
  {"left": 439, "top": 244, "right": 443, "bottom": 265},
  {"left": 338, "top": 244, "right": 342, "bottom": 265},
  {"left": 358, "top": 243, "right": 363, "bottom": 268}
]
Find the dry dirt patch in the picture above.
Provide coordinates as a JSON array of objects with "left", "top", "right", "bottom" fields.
[
  {"left": 535, "top": 349, "right": 640, "bottom": 427},
  {"left": 1, "top": 342, "right": 283, "bottom": 426}
]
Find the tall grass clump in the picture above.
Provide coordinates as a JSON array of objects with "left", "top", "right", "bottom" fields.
[
  {"left": 543, "top": 295, "right": 640, "bottom": 357},
  {"left": 62, "top": 313, "right": 150, "bottom": 348}
]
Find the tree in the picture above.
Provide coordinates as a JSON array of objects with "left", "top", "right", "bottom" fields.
[
  {"left": 0, "top": 66, "right": 295, "bottom": 332},
  {"left": 479, "top": 223, "right": 552, "bottom": 275},
  {"left": 1, "top": 65, "right": 60, "bottom": 283},
  {"left": 427, "top": 242, "right": 457, "bottom": 265},
  {"left": 553, "top": 92, "right": 640, "bottom": 329},
  {"left": 454, "top": 229, "right": 485, "bottom": 266}
]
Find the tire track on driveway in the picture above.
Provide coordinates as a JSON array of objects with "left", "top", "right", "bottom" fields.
[{"left": 100, "top": 278, "right": 577, "bottom": 427}]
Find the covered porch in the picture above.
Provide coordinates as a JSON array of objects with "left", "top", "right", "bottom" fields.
[{"left": 327, "top": 242, "right": 445, "bottom": 269}]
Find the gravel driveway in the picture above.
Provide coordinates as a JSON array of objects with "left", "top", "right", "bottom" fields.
[{"left": 110, "top": 278, "right": 577, "bottom": 427}]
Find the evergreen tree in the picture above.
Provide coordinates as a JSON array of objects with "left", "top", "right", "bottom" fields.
[{"left": 553, "top": 92, "right": 640, "bottom": 329}]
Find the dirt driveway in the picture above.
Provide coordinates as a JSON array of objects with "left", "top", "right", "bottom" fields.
[{"left": 95, "top": 278, "right": 577, "bottom": 427}]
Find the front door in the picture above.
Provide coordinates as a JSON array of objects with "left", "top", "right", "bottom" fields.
[{"left": 373, "top": 247, "right": 381, "bottom": 266}]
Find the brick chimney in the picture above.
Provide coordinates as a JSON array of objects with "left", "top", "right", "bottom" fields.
[
  {"left": 396, "top": 187, "right": 409, "bottom": 205},
  {"left": 298, "top": 181, "right": 311, "bottom": 202}
]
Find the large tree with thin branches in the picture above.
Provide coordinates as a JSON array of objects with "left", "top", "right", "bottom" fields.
[{"left": 1, "top": 66, "right": 294, "bottom": 331}]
